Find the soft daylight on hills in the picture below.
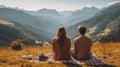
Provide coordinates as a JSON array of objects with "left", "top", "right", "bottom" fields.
[{"left": 0, "top": 0, "right": 120, "bottom": 67}]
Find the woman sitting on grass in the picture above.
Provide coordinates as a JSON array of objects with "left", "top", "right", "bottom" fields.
[{"left": 52, "top": 27, "right": 71, "bottom": 61}]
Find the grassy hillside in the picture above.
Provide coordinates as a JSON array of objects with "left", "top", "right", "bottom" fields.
[
  {"left": 0, "top": 19, "right": 36, "bottom": 46},
  {"left": 0, "top": 8, "right": 57, "bottom": 40},
  {"left": 0, "top": 19, "right": 54, "bottom": 46},
  {"left": 0, "top": 43, "right": 120, "bottom": 67}
]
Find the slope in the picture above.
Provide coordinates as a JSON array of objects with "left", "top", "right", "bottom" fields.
[{"left": 67, "top": 3, "right": 120, "bottom": 42}]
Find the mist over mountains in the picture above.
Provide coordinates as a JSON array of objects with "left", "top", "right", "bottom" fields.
[
  {"left": 65, "top": 7, "right": 100, "bottom": 26},
  {"left": 0, "top": 5, "right": 100, "bottom": 25},
  {"left": 0, "top": 3, "right": 120, "bottom": 45},
  {"left": 0, "top": 5, "right": 100, "bottom": 41},
  {"left": 29, "top": 7, "right": 100, "bottom": 26}
]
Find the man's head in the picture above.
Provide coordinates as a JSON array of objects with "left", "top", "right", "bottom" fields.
[{"left": 78, "top": 25, "right": 86, "bottom": 35}]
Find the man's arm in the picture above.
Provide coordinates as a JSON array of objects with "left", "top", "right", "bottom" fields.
[
  {"left": 74, "top": 39, "right": 77, "bottom": 55},
  {"left": 68, "top": 39, "right": 71, "bottom": 52}
]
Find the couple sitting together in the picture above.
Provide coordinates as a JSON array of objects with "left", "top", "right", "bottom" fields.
[{"left": 53, "top": 25, "right": 93, "bottom": 61}]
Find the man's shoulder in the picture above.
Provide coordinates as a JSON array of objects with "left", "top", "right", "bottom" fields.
[
  {"left": 74, "top": 36, "right": 80, "bottom": 41},
  {"left": 84, "top": 36, "right": 93, "bottom": 43},
  {"left": 74, "top": 36, "right": 92, "bottom": 41},
  {"left": 85, "top": 36, "right": 92, "bottom": 40}
]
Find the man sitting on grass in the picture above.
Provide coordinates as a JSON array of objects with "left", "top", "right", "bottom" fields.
[{"left": 72, "top": 25, "right": 93, "bottom": 60}]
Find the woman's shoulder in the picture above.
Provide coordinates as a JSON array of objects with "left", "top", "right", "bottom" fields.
[
  {"left": 53, "top": 37, "right": 58, "bottom": 42},
  {"left": 53, "top": 37, "right": 58, "bottom": 40},
  {"left": 66, "top": 37, "right": 71, "bottom": 41}
]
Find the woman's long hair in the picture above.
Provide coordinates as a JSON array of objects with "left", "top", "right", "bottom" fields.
[{"left": 55, "top": 27, "right": 66, "bottom": 45}]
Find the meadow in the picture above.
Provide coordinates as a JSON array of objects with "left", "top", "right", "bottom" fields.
[{"left": 0, "top": 42, "right": 120, "bottom": 67}]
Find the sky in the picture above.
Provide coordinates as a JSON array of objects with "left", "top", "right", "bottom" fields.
[{"left": 0, "top": 0, "right": 120, "bottom": 11}]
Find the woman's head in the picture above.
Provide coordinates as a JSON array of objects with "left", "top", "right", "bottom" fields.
[
  {"left": 56, "top": 27, "right": 66, "bottom": 45},
  {"left": 57, "top": 27, "right": 66, "bottom": 37}
]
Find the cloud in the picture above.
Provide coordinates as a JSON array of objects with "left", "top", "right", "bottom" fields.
[
  {"left": 58, "top": 4, "right": 64, "bottom": 7},
  {"left": 108, "top": 2, "right": 119, "bottom": 5}
]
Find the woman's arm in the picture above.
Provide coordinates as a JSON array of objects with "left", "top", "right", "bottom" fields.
[{"left": 52, "top": 39, "right": 56, "bottom": 53}]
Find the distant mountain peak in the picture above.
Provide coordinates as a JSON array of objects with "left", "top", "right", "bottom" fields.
[
  {"left": 34, "top": 8, "right": 61, "bottom": 16},
  {"left": 37, "top": 8, "right": 58, "bottom": 13},
  {"left": 82, "top": 6, "right": 99, "bottom": 10}
]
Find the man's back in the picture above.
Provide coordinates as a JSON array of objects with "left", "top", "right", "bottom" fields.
[{"left": 74, "top": 35, "right": 93, "bottom": 60}]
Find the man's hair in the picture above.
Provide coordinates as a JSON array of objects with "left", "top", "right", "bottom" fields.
[{"left": 78, "top": 25, "right": 86, "bottom": 35}]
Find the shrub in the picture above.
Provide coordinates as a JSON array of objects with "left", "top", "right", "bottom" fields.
[{"left": 11, "top": 39, "right": 23, "bottom": 50}]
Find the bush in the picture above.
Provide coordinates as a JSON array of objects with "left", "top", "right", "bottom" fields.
[{"left": 11, "top": 39, "right": 23, "bottom": 50}]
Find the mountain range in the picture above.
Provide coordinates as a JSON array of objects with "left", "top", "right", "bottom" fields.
[
  {"left": 0, "top": 5, "right": 100, "bottom": 41},
  {"left": 67, "top": 3, "right": 120, "bottom": 42},
  {"left": 65, "top": 7, "right": 100, "bottom": 26},
  {"left": 0, "top": 8, "right": 57, "bottom": 40},
  {"left": 0, "top": 3, "right": 120, "bottom": 44}
]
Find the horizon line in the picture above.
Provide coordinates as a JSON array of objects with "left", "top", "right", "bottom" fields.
[{"left": 0, "top": 4, "right": 102, "bottom": 12}]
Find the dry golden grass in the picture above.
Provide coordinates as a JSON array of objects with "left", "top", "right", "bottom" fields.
[
  {"left": 92, "top": 43, "right": 120, "bottom": 66},
  {"left": 0, "top": 43, "right": 120, "bottom": 67}
]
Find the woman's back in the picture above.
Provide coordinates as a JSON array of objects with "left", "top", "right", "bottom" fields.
[{"left": 53, "top": 37, "right": 71, "bottom": 60}]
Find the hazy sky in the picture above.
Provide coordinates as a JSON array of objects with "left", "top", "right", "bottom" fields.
[{"left": 0, "top": 0, "right": 120, "bottom": 11}]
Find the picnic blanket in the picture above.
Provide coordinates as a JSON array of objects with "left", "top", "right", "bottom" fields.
[{"left": 29, "top": 53, "right": 105, "bottom": 66}]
